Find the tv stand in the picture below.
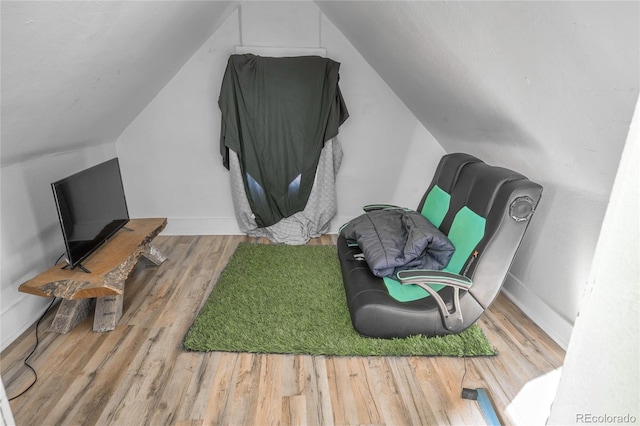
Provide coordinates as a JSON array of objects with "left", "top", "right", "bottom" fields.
[
  {"left": 18, "top": 218, "right": 167, "bottom": 333},
  {"left": 61, "top": 262, "right": 91, "bottom": 274}
]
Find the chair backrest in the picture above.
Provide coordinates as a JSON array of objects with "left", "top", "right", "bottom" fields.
[{"left": 417, "top": 153, "right": 542, "bottom": 308}]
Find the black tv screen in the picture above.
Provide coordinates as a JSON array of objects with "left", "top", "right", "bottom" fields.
[{"left": 51, "top": 158, "right": 129, "bottom": 271}]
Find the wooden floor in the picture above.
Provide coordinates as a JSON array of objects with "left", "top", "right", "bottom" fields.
[{"left": 2, "top": 235, "right": 565, "bottom": 426}]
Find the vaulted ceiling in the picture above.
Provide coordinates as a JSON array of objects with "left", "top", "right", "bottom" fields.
[
  {"left": 3, "top": 1, "right": 637, "bottom": 193},
  {"left": 1, "top": 0, "right": 237, "bottom": 166}
]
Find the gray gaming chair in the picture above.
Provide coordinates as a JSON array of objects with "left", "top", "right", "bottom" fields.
[{"left": 337, "top": 153, "right": 542, "bottom": 338}]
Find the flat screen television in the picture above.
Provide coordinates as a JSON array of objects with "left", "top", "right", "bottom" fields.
[{"left": 51, "top": 158, "right": 129, "bottom": 272}]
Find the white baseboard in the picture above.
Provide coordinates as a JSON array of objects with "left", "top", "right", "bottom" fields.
[
  {"left": 1, "top": 298, "right": 56, "bottom": 353},
  {"left": 160, "top": 217, "right": 244, "bottom": 236},
  {"left": 502, "top": 272, "right": 573, "bottom": 350},
  {"left": 161, "top": 216, "right": 352, "bottom": 236}
]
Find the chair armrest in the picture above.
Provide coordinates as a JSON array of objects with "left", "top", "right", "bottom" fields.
[
  {"left": 362, "top": 204, "right": 404, "bottom": 212},
  {"left": 396, "top": 270, "right": 472, "bottom": 290},
  {"left": 397, "top": 270, "right": 472, "bottom": 332}
]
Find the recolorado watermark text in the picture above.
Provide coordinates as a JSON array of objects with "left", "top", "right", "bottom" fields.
[{"left": 576, "top": 413, "right": 637, "bottom": 424}]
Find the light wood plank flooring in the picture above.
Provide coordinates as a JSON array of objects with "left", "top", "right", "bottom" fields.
[{"left": 2, "top": 235, "right": 565, "bottom": 425}]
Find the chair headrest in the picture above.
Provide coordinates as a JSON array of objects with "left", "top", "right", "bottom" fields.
[
  {"left": 419, "top": 153, "right": 542, "bottom": 235},
  {"left": 455, "top": 162, "right": 528, "bottom": 218}
]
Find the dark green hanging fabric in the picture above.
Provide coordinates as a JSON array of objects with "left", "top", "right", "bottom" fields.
[{"left": 219, "top": 54, "right": 349, "bottom": 228}]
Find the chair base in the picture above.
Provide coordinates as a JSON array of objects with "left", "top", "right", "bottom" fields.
[{"left": 337, "top": 234, "right": 484, "bottom": 339}]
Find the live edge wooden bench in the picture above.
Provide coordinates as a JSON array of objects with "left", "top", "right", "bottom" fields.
[{"left": 18, "top": 218, "right": 167, "bottom": 333}]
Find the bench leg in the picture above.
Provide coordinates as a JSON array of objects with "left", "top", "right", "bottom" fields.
[
  {"left": 141, "top": 244, "right": 167, "bottom": 266},
  {"left": 51, "top": 298, "right": 95, "bottom": 334},
  {"left": 49, "top": 246, "right": 166, "bottom": 334},
  {"left": 93, "top": 293, "right": 124, "bottom": 332}
]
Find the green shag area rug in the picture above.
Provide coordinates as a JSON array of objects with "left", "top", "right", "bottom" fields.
[{"left": 183, "top": 243, "right": 496, "bottom": 357}]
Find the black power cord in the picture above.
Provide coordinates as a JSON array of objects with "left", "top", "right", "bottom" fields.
[
  {"left": 7, "top": 297, "right": 57, "bottom": 401},
  {"left": 460, "top": 333, "right": 470, "bottom": 393},
  {"left": 460, "top": 353, "right": 469, "bottom": 391},
  {"left": 459, "top": 340, "right": 501, "bottom": 425},
  {"left": 54, "top": 252, "right": 65, "bottom": 266}
]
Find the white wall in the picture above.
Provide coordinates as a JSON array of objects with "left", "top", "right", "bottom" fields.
[
  {"left": 0, "top": 144, "right": 117, "bottom": 351},
  {"left": 316, "top": 1, "right": 639, "bottom": 348},
  {"left": 116, "top": 1, "right": 444, "bottom": 235},
  {"left": 548, "top": 95, "right": 639, "bottom": 425}
]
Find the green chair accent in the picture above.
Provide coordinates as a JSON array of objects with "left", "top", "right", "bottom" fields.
[
  {"left": 383, "top": 205, "right": 486, "bottom": 303},
  {"left": 421, "top": 184, "right": 450, "bottom": 228}
]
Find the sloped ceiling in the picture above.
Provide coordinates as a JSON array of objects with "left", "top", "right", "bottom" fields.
[
  {"left": 315, "top": 1, "right": 639, "bottom": 197},
  {"left": 4, "top": 0, "right": 637, "bottom": 183},
  {"left": 1, "top": 0, "right": 237, "bottom": 167}
]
